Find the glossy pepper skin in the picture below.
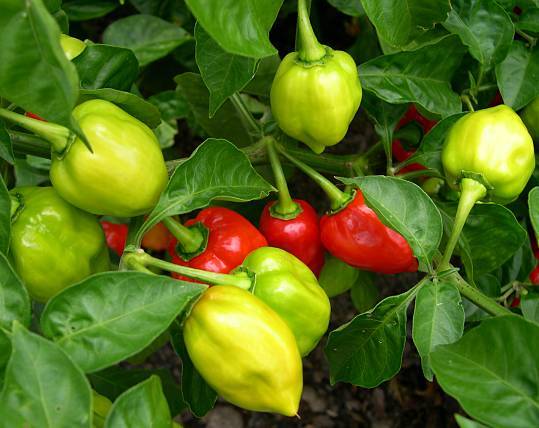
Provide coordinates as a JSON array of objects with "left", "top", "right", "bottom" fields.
[
  {"left": 168, "top": 207, "right": 267, "bottom": 279},
  {"left": 92, "top": 390, "right": 112, "bottom": 428},
  {"left": 320, "top": 191, "right": 418, "bottom": 274},
  {"left": 240, "top": 247, "right": 330, "bottom": 356},
  {"left": 259, "top": 199, "right": 324, "bottom": 276},
  {"left": 100, "top": 221, "right": 128, "bottom": 256},
  {"left": 442, "top": 105, "right": 535, "bottom": 204},
  {"left": 142, "top": 222, "right": 172, "bottom": 251},
  {"left": 270, "top": 47, "right": 362, "bottom": 154},
  {"left": 9, "top": 187, "right": 110, "bottom": 302},
  {"left": 59, "top": 34, "right": 85, "bottom": 60},
  {"left": 50, "top": 99, "right": 168, "bottom": 217},
  {"left": 183, "top": 286, "right": 302, "bottom": 416},
  {"left": 521, "top": 96, "right": 539, "bottom": 140}
]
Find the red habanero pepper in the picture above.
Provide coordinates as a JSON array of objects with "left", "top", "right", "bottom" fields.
[
  {"left": 259, "top": 199, "right": 325, "bottom": 276},
  {"left": 100, "top": 221, "right": 128, "bottom": 256},
  {"left": 320, "top": 190, "right": 418, "bottom": 274},
  {"left": 167, "top": 207, "right": 267, "bottom": 280},
  {"left": 142, "top": 221, "right": 172, "bottom": 251},
  {"left": 530, "top": 265, "right": 539, "bottom": 285}
]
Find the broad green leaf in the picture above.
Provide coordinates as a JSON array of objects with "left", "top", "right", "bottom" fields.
[
  {"left": 195, "top": 24, "right": 257, "bottom": 117},
  {"left": 431, "top": 316, "right": 539, "bottom": 428},
  {"left": 339, "top": 176, "right": 443, "bottom": 272},
  {"left": 319, "top": 255, "right": 361, "bottom": 298},
  {"left": 0, "top": 253, "right": 31, "bottom": 330},
  {"left": 175, "top": 72, "right": 254, "bottom": 144},
  {"left": 170, "top": 319, "right": 216, "bottom": 417},
  {"left": 185, "top": 0, "right": 282, "bottom": 58},
  {"left": 496, "top": 41, "right": 539, "bottom": 110},
  {"left": 104, "top": 376, "right": 171, "bottom": 428},
  {"left": 521, "top": 291, "right": 539, "bottom": 323},
  {"left": 325, "top": 285, "right": 421, "bottom": 387},
  {"left": 0, "top": 323, "right": 92, "bottom": 428},
  {"left": 443, "top": 0, "right": 514, "bottom": 69},
  {"left": 41, "top": 272, "right": 206, "bottom": 373},
  {"left": 0, "top": 177, "right": 10, "bottom": 255},
  {"left": 78, "top": 88, "right": 161, "bottom": 129},
  {"left": 148, "top": 90, "right": 190, "bottom": 149},
  {"left": 412, "top": 279, "right": 464, "bottom": 380},
  {"left": 63, "top": 0, "right": 119, "bottom": 21},
  {"left": 0, "top": 0, "right": 79, "bottom": 129},
  {"left": 462, "top": 273, "right": 501, "bottom": 322},
  {"left": 360, "top": 0, "right": 451, "bottom": 49},
  {"left": 129, "top": 0, "right": 193, "bottom": 22},
  {"left": 243, "top": 55, "right": 280, "bottom": 98},
  {"left": 497, "top": 239, "right": 536, "bottom": 285},
  {"left": 455, "top": 414, "right": 489, "bottom": 428},
  {"left": 103, "top": 14, "right": 190, "bottom": 67},
  {"left": 73, "top": 44, "right": 139, "bottom": 91},
  {"left": 328, "top": 0, "right": 364, "bottom": 16},
  {"left": 516, "top": 8, "right": 539, "bottom": 33},
  {"left": 90, "top": 366, "right": 185, "bottom": 417},
  {"left": 136, "top": 138, "right": 274, "bottom": 243},
  {"left": 529, "top": 187, "right": 539, "bottom": 243},
  {"left": 0, "top": 121, "right": 15, "bottom": 164},
  {"left": 350, "top": 272, "right": 380, "bottom": 313},
  {"left": 358, "top": 36, "right": 465, "bottom": 117},
  {"left": 0, "top": 329, "right": 10, "bottom": 386}
]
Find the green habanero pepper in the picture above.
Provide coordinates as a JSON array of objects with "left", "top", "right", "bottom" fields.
[
  {"left": 521, "top": 96, "right": 539, "bottom": 141},
  {"left": 442, "top": 105, "right": 535, "bottom": 204},
  {"left": 270, "top": 0, "right": 362, "bottom": 154},
  {"left": 9, "top": 187, "right": 110, "bottom": 302},
  {"left": 50, "top": 99, "right": 169, "bottom": 217},
  {"left": 239, "top": 247, "right": 331, "bottom": 356},
  {"left": 60, "top": 34, "right": 86, "bottom": 60},
  {"left": 183, "top": 286, "right": 302, "bottom": 416}
]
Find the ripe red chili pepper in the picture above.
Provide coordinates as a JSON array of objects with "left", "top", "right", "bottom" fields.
[
  {"left": 259, "top": 199, "right": 324, "bottom": 276},
  {"left": 101, "top": 221, "right": 128, "bottom": 256},
  {"left": 320, "top": 191, "right": 418, "bottom": 274},
  {"left": 530, "top": 265, "right": 539, "bottom": 285},
  {"left": 142, "top": 222, "right": 172, "bottom": 251},
  {"left": 511, "top": 296, "right": 520, "bottom": 308},
  {"left": 168, "top": 207, "right": 267, "bottom": 280},
  {"left": 25, "top": 112, "right": 46, "bottom": 121}
]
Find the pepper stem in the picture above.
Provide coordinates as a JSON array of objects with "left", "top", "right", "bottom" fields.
[
  {"left": 0, "top": 108, "right": 73, "bottom": 154},
  {"left": 123, "top": 250, "right": 253, "bottom": 290},
  {"left": 275, "top": 143, "right": 350, "bottom": 211},
  {"left": 162, "top": 217, "right": 205, "bottom": 255},
  {"left": 296, "top": 0, "right": 326, "bottom": 62},
  {"left": 439, "top": 178, "right": 487, "bottom": 270},
  {"left": 265, "top": 137, "right": 300, "bottom": 218},
  {"left": 9, "top": 194, "right": 21, "bottom": 220}
]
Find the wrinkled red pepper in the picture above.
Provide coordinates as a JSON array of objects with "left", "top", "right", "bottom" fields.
[
  {"left": 101, "top": 221, "right": 128, "bottom": 256},
  {"left": 259, "top": 199, "right": 324, "bottom": 276},
  {"left": 168, "top": 207, "right": 267, "bottom": 280},
  {"left": 320, "top": 191, "right": 418, "bottom": 274}
]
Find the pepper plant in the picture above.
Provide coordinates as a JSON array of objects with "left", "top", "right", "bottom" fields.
[{"left": 1, "top": 0, "right": 539, "bottom": 427}]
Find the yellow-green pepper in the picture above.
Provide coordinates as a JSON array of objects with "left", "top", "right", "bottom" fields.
[
  {"left": 92, "top": 390, "right": 112, "bottom": 428},
  {"left": 60, "top": 34, "right": 86, "bottom": 60},
  {"left": 183, "top": 286, "right": 302, "bottom": 416},
  {"left": 521, "top": 96, "right": 539, "bottom": 141},
  {"left": 442, "top": 105, "right": 535, "bottom": 204},
  {"left": 50, "top": 99, "right": 168, "bottom": 217},
  {"left": 9, "top": 187, "right": 110, "bottom": 302}
]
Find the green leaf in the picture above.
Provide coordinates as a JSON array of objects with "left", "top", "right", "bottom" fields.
[
  {"left": 62, "top": 0, "right": 119, "bottom": 21},
  {"left": 325, "top": 285, "right": 421, "bottom": 388},
  {"left": 175, "top": 72, "right": 254, "bottom": 145},
  {"left": 0, "top": 322, "right": 92, "bottom": 428},
  {"left": 103, "top": 14, "right": 190, "bottom": 67},
  {"left": 516, "top": 8, "right": 539, "bottom": 33},
  {"left": 185, "top": 0, "right": 282, "bottom": 58},
  {"left": 0, "top": 253, "right": 31, "bottom": 330},
  {"left": 0, "top": 329, "right": 11, "bottom": 386},
  {"left": 41, "top": 272, "right": 206, "bottom": 373},
  {"left": 350, "top": 272, "right": 380, "bottom": 313},
  {"left": 90, "top": 366, "right": 185, "bottom": 417},
  {"left": 0, "top": 0, "right": 79, "bottom": 129},
  {"left": 497, "top": 239, "right": 536, "bottom": 285},
  {"left": 243, "top": 55, "right": 280, "bottom": 98},
  {"left": 78, "top": 88, "right": 161, "bottom": 129},
  {"left": 361, "top": 0, "right": 451, "bottom": 49},
  {"left": 412, "top": 279, "right": 464, "bottom": 380},
  {"left": 358, "top": 35, "right": 465, "bottom": 117},
  {"left": 462, "top": 273, "right": 501, "bottom": 322},
  {"left": 529, "top": 187, "right": 539, "bottom": 243},
  {"left": 104, "top": 376, "right": 171, "bottom": 428},
  {"left": 496, "top": 41, "right": 539, "bottom": 110},
  {"left": 195, "top": 24, "right": 257, "bottom": 117},
  {"left": 0, "top": 121, "right": 15, "bottom": 164},
  {"left": 136, "top": 138, "right": 274, "bottom": 243},
  {"left": 443, "top": 0, "right": 514, "bottom": 69},
  {"left": 73, "top": 44, "right": 139, "bottom": 91},
  {"left": 328, "top": 0, "right": 364, "bottom": 16},
  {"left": 338, "top": 176, "right": 443, "bottom": 272},
  {"left": 521, "top": 291, "right": 539, "bottom": 323},
  {"left": 0, "top": 176, "right": 10, "bottom": 255},
  {"left": 431, "top": 315, "right": 539, "bottom": 428},
  {"left": 455, "top": 414, "right": 489, "bottom": 428}
]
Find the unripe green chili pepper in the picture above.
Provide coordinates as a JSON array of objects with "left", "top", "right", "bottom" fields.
[
  {"left": 9, "top": 187, "right": 110, "bottom": 302},
  {"left": 183, "top": 286, "right": 303, "bottom": 416},
  {"left": 270, "top": 0, "right": 362, "bottom": 154},
  {"left": 521, "top": 96, "right": 539, "bottom": 140},
  {"left": 92, "top": 390, "right": 112, "bottom": 428},
  {"left": 60, "top": 34, "right": 86, "bottom": 60}
]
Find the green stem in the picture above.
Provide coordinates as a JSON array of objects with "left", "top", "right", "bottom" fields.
[
  {"left": 230, "top": 94, "right": 261, "bottom": 138},
  {"left": 395, "top": 168, "right": 442, "bottom": 180},
  {"left": 9, "top": 131, "right": 51, "bottom": 158},
  {"left": 9, "top": 194, "right": 20, "bottom": 219},
  {"left": 162, "top": 217, "right": 205, "bottom": 254},
  {"left": 439, "top": 178, "right": 487, "bottom": 270},
  {"left": 0, "top": 108, "right": 73, "bottom": 154},
  {"left": 516, "top": 29, "right": 537, "bottom": 48},
  {"left": 124, "top": 250, "right": 253, "bottom": 290},
  {"left": 296, "top": 0, "right": 326, "bottom": 62},
  {"left": 275, "top": 143, "right": 350, "bottom": 210},
  {"left": 461, "top": 95, "right": 475, "bottom": 112},
  {"left": 265, "top": 137, "right": 299, "bottom": 217}
]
